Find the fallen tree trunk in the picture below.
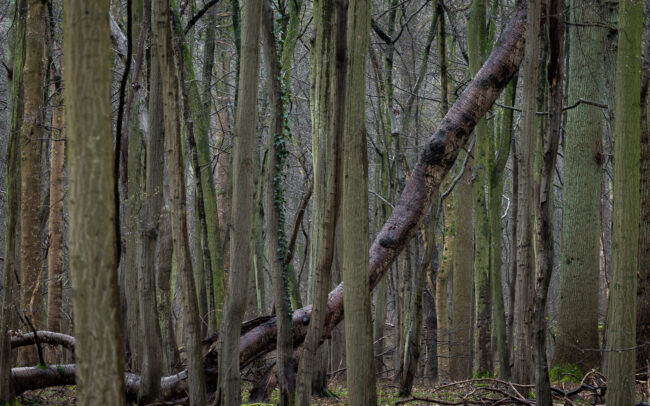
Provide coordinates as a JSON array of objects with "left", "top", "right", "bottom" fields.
[{"left": 9, "top": 1, "right": 527, "bottom": 399}]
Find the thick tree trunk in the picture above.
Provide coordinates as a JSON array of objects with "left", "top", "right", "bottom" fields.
[
  {"left": 553, "top": 0, "right": 604, "bottom": 369},
  {"left": 63, "top": 0, "right": 126, "bottom": 403},
  {"left": 605, "top": 0, "right": 642, "bottom": 402},
  {"left": 19, "top": 0, "right": 47, "bottom": 366}
]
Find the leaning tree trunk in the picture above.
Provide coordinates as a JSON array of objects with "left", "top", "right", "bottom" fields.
[
  {"left": 63, "top": 0, "right": 126, "bottom": 403},
  {"left": 10, "top": 4, "right": 530, "bottom": 400}
]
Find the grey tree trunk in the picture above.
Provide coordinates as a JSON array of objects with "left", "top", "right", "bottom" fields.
[
  {"left": 64, "top": 0, "right": 126, "bottom": 403},
  {"left": 216, "top": 1, "right": 262, "bottom": 404}
]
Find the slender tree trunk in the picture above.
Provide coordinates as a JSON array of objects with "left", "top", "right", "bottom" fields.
[
  {"left": 296, "top": 0, "right": 343, "bottom": 403},
  {"left": 513, "top": 0, "right": 540, "bottom": 384},
  {"left": 534, "top": 2, "right": 564, "bottom": 403},
  {"left": 45, "top": 60, "right": 64, "bottom": 364},
  {"left": 450, "top": 152, "right": 473, "bottom": 380},
  {"left": 137, "top": 2, "right": 165, "bottom": 401},
  {"left": 553, "top": 0, "right": 604, "bottom": 369},
  {"left": 261, "top": 1, "right": 295, "bottom": 403},
  {"left": 19, "top": 0, "right": 47, "bottom": 366},
  {"left": 216, "top": 1, "right": 261, "bottom": 404},
  {"left": 63, "top": 0, "right": 126, "bottom": 403},
  {"left": 0, "top": 0, "right": 26, "bottom": 398},
  {"left": 468, "top": 0, "right": 492, "bottom": 375},
  {"left": 153, "top": 0, "right": 207, "bottom": 403},
  {"left": 489, "top": 76, "right": 516, "bottom": 379},
  {"left": 605, "top": 0, "right": 642, "bottom": 402},
  {"left": 342, "top": 0, "right": 378, "bottom": 403},
  {"left": 636, "top": 10, "right": 650, "bottom": 368}
]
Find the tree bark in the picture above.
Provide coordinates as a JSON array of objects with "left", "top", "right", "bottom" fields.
[
  {"left": 513, "top": 0, "right": 540, "bottom": 384},
  {"left": 216, "top": 1, "right": 261, "bottom": 404},
  {"left": 534, "top": 1, "right": 564, "bottom": 402},
  {"left": 0, "top": 0, "right": 26, "bottom": 398},
  {"left": 636, "top": 8, "right": 650, "bottom": 368},
  {"left": 261, "top": 0, "right": 296, "bottom": 403},
  {"left": 45, "top": 58, "right": 65, "bottom": 365},
  {"left": 553, "top": 0, "right": 604, "bottom": 369},
  {"left": 605, "top": 0, "right": 642, "bottom": 402},
  {"left": 63, "top": 0, "right": 126, "bottom": 403},
  {"left": 153, "top": 0, "right": 207, "bottom": 403},
  {"left": 19, "top": 0, "right": 47, "bottom": 366}
]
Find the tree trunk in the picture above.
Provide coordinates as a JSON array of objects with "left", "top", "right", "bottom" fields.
[
  {"left": 0, "top": 0, "right": 26, "bottom": 398},
  {"left": 553, "top": 0, "right": 604, "bottom": 369},
  {"left": 605, "top": 0, "right": 642, "bottom": 402},
  {"left": 636, "top": 9, "right": 650, "bottom": 368},
  {"left": 19, "top": 0, "right": 47, "bottom": 366},
  {"left": 468, "top": 0, "right": 492, "bottom": 376},
  {"left": 63, "top": 0, "right": 126, "bottom": 403},
  {"left": 45, "top": 59, "right": 64, "bottom": 364},
  {"left": 153, "top": 0, "right": 207, "bottom": 403},
  {"left": 342, "top": 0, "right": 378, "bottom": 403},
  {"left": 513, "top": 0, "right": 540, "bottom": 384},
  {"left": 450, "top": 151, "right": 473, "bottom": 380},
  {"left": 261, "top": 0, "right": 296, "bottom": 403},
  {"left": 534, "top": 2, "right": 564, "bottom": 402},
  {"left": 295, "top": 0, "right": 342, "bottom": 403},
  {"left": 137, "top": 2, "right": 165, "bottom": 401},
  {"left": 216, "top": 1, "right": 261, "bottom": 404}
]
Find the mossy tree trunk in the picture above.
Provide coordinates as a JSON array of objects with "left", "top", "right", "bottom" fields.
[{"left": 605, "top": 0, "right": 642, "bottom": 402}]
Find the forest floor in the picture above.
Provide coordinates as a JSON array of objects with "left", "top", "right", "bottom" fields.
[{"left": 15, "top": 374, "right": 649, "bottom": 405}]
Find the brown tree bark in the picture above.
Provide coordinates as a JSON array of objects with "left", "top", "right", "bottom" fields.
[
  {"left": 19, "top": 0, "right": 47, "bottom": 366},
  {"left": 45, "top": 60, "right": 64, "bottom": 365}
]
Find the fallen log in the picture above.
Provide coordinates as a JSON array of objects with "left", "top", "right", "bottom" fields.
[{"left": 9, "top": 0, "right": 527, "bottom": 399}]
